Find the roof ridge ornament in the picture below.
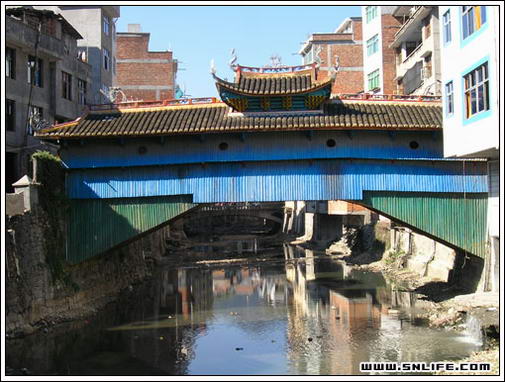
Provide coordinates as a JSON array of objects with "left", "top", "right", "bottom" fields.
[
  {"left": 229, "top": 49, "right": 238, "bottom": 71},
  {"left": 210, "top": 59, "right": 217, "bottom": 76},
  {"left": 267, "top": 54, "right": 282, "bottom": 68},
  {"left": 330, "top": 55, "right": 340, "bottom": 80}
]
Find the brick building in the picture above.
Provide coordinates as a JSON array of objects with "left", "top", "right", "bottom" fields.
[
  {"left": 299, "top": 17, "right": 364, "bottom": 95},
  {"left": 116, "top": 24, "right": 177, "bottom": 102},
  {"left": 361, "top": 6, "right": 402, "bottom": 94}
]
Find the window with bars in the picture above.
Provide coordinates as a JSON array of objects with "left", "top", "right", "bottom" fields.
[
  {"left": 462, "top": 6, "right": 487, "bottom": 39},
  {"left": 367, "top": 34, "right": 379, "bottom": 56},
  {"left": 27, "top": 55, "right": 43, "bottom": 87},
  {"left": 78, "top": 79, "right": 87, "bottom": 105},
  {"left": 445, "top": 81, "right": 453, "bottom": 115},
  {"left": 443, "top": 10, "right": 452, "bottom": 43},
  {"left": 365, "top": 6, "right": 378, "bottom": 23},
  {"left": 367, "top": 69, "right": 380, "bottom": 90},
  {"left": 103, "top": 48, "right": 110, "bottom": 71},
  {"left": 464, "top": 62, "right": 489, "bottom": 118},
  {"left": 62, "top": 71, "right": 72, "bottom": 100},
  {"left": 6, "top": 99, "right": 16, "bottom": 131},
  {"left": 6, "top": 47, "right": 16, "bottom": 79}
]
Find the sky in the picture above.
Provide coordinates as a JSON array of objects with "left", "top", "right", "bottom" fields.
[{"left": 115, "top": 5, "right": 361, "bottom": 98}]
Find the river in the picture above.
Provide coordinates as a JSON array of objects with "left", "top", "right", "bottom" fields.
[{"left": 5, "top": 245, "right": 482, "bottom": 376}]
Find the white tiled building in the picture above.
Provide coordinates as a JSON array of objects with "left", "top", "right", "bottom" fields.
[{"left": 439, "top": 5, "right": 500, "bottom": 291}]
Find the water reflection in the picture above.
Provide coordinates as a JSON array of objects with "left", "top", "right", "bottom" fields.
[{"left": 6, "top": 245, "right": 482, "bottom": 376}]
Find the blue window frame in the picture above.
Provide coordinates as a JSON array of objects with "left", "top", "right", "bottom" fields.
[
  {"left": 462, "top": 6, "right": 487, "bottom": 39},
  {"left": 443, "top": 10, "right": 451, "bottom": 44},
  {"left": 464, "top": 62, "right": 489, "bottom": 119},
  {"left": 445, "top": 81, "right": 454, "bottom": 115},
  {"left": 365, "top": 6, "right": 378, "bottom": 23}
]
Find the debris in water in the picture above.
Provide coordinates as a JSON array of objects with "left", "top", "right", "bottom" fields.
[
  {"left": 235, "top": 347, "right": 244, "bottom": 351},
  {"left": 307, "top": 337, "right": 313, "bottom": 342}
]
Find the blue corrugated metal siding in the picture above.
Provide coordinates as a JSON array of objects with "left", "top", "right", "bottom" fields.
[
  {"left": 361, "top": 191, "right": 488, "bottom": 258},
  {"left": 59, "top": 130, "right": 444, "bottom": 169},
  {"left": 67, "top": 195, "right": 195, "bottom": 263},
  {"left": 66, "top": 159, "right": 488, "bottom": 202}
]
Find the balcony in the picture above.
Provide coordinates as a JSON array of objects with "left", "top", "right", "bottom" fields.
[
  {"left": 6, "top": 16, "right": 64, "bottom": 59},
  {"left": 390, "top": 6, "right": 434, "bottom": 49}
]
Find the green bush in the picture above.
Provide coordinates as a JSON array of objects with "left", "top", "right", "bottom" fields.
[{"left": 31, "top": 151, "right": 77, "bottom": 290}]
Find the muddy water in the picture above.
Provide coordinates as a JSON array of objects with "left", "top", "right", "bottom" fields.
[{"left": 6, "top": 245, "right": 482, "bottom": 376}]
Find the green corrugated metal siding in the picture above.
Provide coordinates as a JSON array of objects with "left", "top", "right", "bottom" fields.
[
  {"left": 361, "top": 191, "right": 488, "bottom": 258},
  {"left": 67, "top": 195, "right": 195, "bottom": 263}
]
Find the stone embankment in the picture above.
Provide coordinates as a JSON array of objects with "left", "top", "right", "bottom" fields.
[{"left": 5, "top": 205, "right": 170, "bottom": 337}]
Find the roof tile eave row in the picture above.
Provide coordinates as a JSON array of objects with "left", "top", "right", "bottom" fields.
[{"left": 35, "top": 100, "right": 442, "bottom": 140}]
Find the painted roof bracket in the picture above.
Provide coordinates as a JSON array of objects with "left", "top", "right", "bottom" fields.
[
  {"left": 346, "top": 130, "right": 353, "bottom": 140},
  {"left": 387, "top": 131, "right": 396, "bottom": 141},
  {"left": 239, "top": 132, "right": 247, "bottom": 142},
  {"left": 306, "top": 130, "right": 314, "bottom": 141}
]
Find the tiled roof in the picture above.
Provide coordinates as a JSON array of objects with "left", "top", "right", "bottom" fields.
[
  {"left": 215, "top": 74, "right": 332, "bottom": 96},
  {"left": 36, "top": 100, "right": 443, "bottom": 139}
]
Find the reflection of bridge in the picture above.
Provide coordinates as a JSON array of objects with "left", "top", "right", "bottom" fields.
[
  {"left": 191, "top": 202, "right": 284, "bottom": 225},
  {"left": 36, "top": 62, "right": 488, "bottom": 264}
]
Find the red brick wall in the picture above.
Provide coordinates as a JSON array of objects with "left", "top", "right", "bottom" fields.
[
  {"left": 116, "top": 33, "right": 176, "bottom": 101},
  {"left": 380, "top": 14, "right": 402, "bottom": 94},
  {"left": 316, "top": 40, "right": 364, "bottom": 94}
]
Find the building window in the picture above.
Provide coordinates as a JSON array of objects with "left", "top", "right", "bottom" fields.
[
  {"left": 62, "top": 71, "right": 72, "bottom": 100},
  {"left": 445, "top": 81, "right": 454, "bottom": 115},
  {"left": 103, "top": 16, "right": 110, "bottom": 36},
  {"left": 367, "top": 34, "right": 379, "bottom": 56},
  {"left": 443, "top": 10, "right": 452, "bottom": 43},
  {"left": 103, "top": 48, "right": 110, "bottom": 71},
  {"left": 464, "top": 62, "right": 489, "bottom": 118},
  {"left": 462, "top": 6, "right": 487, "bottom": 39},
  {"left": 303, "top": 47, "right": 314, "bottom": 65},
  {"left": 78, "top": 79, "right": 87, "bottom": 105},
  {"left": 367, "top": 69, "right": 380, "bottom": 91},
  {"left": 6, "top": 47, "right": 16, "bottom": 79},
  {"left": 6, "top": 99, "right": 16, "bottom": 131},
  {"left": 365, "top": 6, "right": 378, "bottom": 23},
  {"left": 27, "top": 56, "right": 43, "bottom": 87}
]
